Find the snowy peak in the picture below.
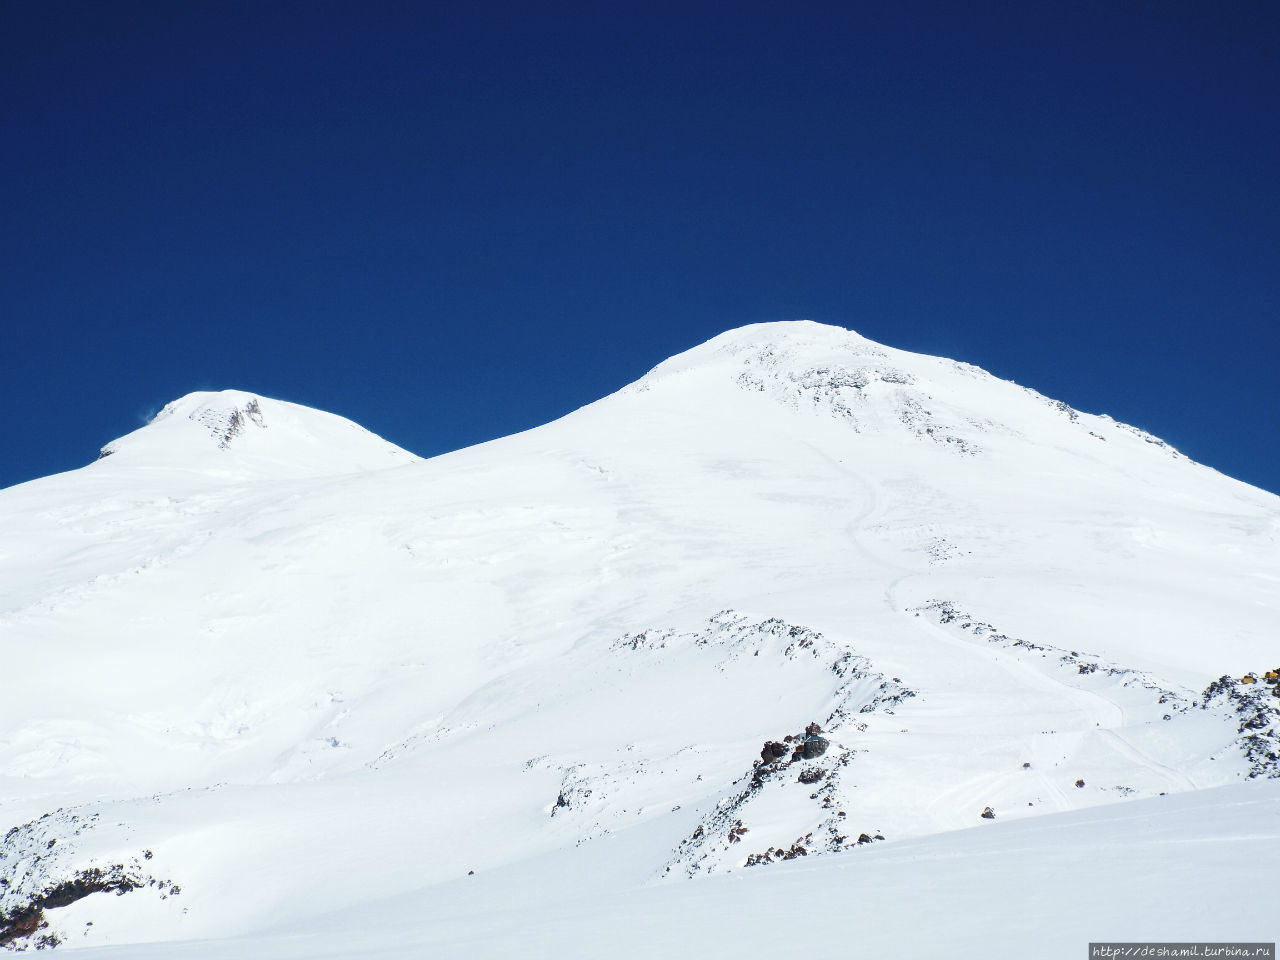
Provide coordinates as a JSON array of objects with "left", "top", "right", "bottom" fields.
[
  {"left": 2, "top": 323, "right": 1279, "bottom": 955},
  {"left": 623, "top": 321, "right": 1185, "bottom": 465},
  {"left": 627, "top": 322, "right": 987, "bottom": 436},
  {"left": 94, "top": 390, "right": 419, "bottom": 480},
  {"left": 631, "top": 320, "right": 888, "bottom": 385},
  {"left": 151, "top": 391, "right": 268, "bottom": 451}
]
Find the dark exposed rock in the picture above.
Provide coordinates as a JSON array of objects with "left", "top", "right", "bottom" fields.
[
  {"left": 916, "top": 599, "right": 1190, "bottom": 714},
  {"left": 0, "top": 906, "right": 43, "bottom": 949},
  {"left": 2, "top": 809, "right": 179, "bottom": 950},
  {"left": 744, "top": 837, "right": 812, "bottom": 866},
  {"left": 801, "top": 735, "right": 829, "bottom": 759},
  {"left": 1200, "top": 676, "right": 1280, "bottom": 778},
  {"left": 0, "top": 864, "right": 145, "bottom": 948},
  {"left": 645, "top": 613, "right": 916, "bottom": 877}
]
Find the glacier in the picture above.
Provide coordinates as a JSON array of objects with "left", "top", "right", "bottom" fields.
[{"left": 1, "top": 321, "right": 1277, "bottom": 957}]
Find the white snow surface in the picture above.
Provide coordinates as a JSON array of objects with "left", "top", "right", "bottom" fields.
[{"left": 1, "top": 321, "right": 1277, "bottom": 956}]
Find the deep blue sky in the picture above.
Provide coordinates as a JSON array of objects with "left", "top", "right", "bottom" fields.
[{"left": 3, "top": 1, "right": 1277, "bottom": 494}]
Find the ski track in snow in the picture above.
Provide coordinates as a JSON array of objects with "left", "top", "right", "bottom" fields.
[
  {"left": 816, "top": 440, "right": 1209, "bottom": 818},
  {"left": 887, "top": 581, "right": 1207, "bottom": 803}
]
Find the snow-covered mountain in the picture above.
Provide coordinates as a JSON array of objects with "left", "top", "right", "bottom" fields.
[{"left": 2, "top": 322, "right": 1277, "bottom": 957}]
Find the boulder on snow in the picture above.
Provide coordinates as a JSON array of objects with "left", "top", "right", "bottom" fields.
[
  {"left": 760, "top": 740, "right": 789, "bottom": 764},
  {"left": 801, "top": 734, "right": 829, "bottom": 759}
]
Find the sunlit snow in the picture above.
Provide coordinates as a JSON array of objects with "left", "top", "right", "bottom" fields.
[{"left": 1, "top": 322, "right": 1276, "bottom": 957}]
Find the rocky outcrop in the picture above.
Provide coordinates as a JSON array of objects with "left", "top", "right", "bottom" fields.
[
  {"left": 915, "top": 599, "right": 1191, "bottom": 713},
  {"left": 1201, "top": 676, "right": 1280, "bottom": 778},
  {"left": 1, "top": 810, "right": 177, "bottom": 951}
]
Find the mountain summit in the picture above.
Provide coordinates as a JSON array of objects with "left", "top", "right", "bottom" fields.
[
  {"left": 626, "top": 320, "right": 1186, "bottom": 461},
  {"left": 94, "top": 389, "right": 418, "bottom": 478},
  {"left": 1, "top": 322, "right": 1277, "bottom": 956}
]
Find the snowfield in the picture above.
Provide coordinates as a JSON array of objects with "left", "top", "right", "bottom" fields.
[{"left": 1, "top": 322, "right": 1277, "bottom": 956}]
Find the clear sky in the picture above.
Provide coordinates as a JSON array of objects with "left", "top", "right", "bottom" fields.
[{"left": 3, "top": 1, "right": 1277, "bottom": 494}]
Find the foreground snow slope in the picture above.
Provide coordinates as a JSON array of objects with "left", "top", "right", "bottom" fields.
[
  {"left": 1, "top": 322, "right": 1277, "bottom": 953},
  {"left": 58, "top": 781, "right": 1280, "bottom": 960}
]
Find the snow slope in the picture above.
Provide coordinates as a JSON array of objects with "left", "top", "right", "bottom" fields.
[
  {"left": 31, "top": 781, "right": 1277, "bottom": 960},
  {"left": 1, "top": 322, "right": 1277, "bottom": 955}
]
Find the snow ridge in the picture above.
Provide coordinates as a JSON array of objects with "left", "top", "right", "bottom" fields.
[{"left": 609, "top": 612, "right": 914, "bottom": 878}]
